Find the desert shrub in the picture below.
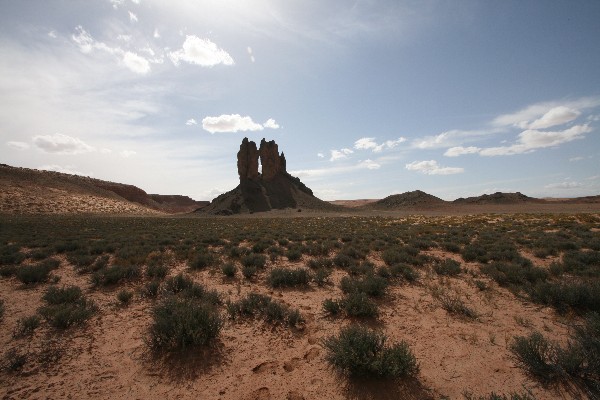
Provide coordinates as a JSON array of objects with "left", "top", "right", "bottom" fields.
[
  {"left": 142, "top": 280, "right": 161, "bottom": 298},
  {"left": 307, "top": 257, "right": 333, "bottom": 269},
  {"left": 510, "top": 332, "right": 561, "bottom": 383},
  {"left": 342, "top": 292, "right": 379, "bottom": 318},
  {"left": 561, "top": 250, "right": 600, "bottom": 277},
  {"left": 242, "top": 264, "right": 257, "bottom": 279},
  {"left": 0, "top": 298, "right": 4, "bottom": 322},
  {"left": 348, "top": 261, "right": 375, "bottom": 276},
  {"left": 323, "top": 324, "right": 418, "bottom": 378},
  {"left": 314, "top": 268, "right": 332, "bottom": 286},
  {"left": 529, "top": 281, "right": 600, "bottom": 313},
  {"left": 0, "top": 244, "right": 25, "bottom": 265},
  {"left": 323, "top": 298, "right": 342, "bottom": 315},
  {"left": 221, "top": 262, "right": 237, "bottom": 278},
  {"left": 340, "top": 274, "right": 388, "bottom": 297},
  {"left": 434, "top": 259, "right": 462, "bottom": 276},
  {"left": 15, "top": 258, "right": 60, "bottom": 284},
  {"left": 474, "top": 280, "right": 489, "bottom": 291},
  {"left": 389, "top": 263, "right": 419, "bottom": 282},
  {"left": 13, "top": 315, "right": 40, "bottom": 338},
  {"left": 441, "top": 242, "right": 461, "bottom": 253},
  {"left": 461, "top": 244, "right": 489, "bottom": 263},
  {"left": 267, "top": 267, "right": 310, "bottom": 288},
  {"left": 146, "top": 263, "right": 169, "bottom": 279},
  {"left": 381, "top": 247, "right": 424, "bottom": 266},
  {"left": 39, "top": 285, "right": 97, "bottom": 329},
  {"left": 189, "top": 252, "right": 216, "bottom": 270},
  {"left": 481, "top": 261, "right": 547, "bottom": 289},
  {"left": 91, "top": 264, "right": 141, "bottom": 286},
  {"left": 228, "top": 246, "right": 250, "bottom": 259},
  {"left": 242, "top": 253, "right": 267, "bottom": 269},
  {"left": 2, "top": 348, "right": 27, "bottom": 372},
  {"left": 117, "top": 289, "right": 133, "bottom": 305},
  {"left": 0, "top": 265, "right": 17, "bottom": 277},
  {"left": 67, "top": 252, "right": 96, "bottom": 268},
  {"left": 438, "top": 293, "right": 478, "bottom": 320},
  {"left": 286, "top": 248, "right": 302, "bottom": 261},
  {"left": 163, "top": 273, "right": 219, "bottom": 304},
  {"left": 148, "top": 297, "right": 222, "bottom": 351},
  {"left": 333, "top": 253, "right": 355, "bottom": 268},
  {"left": 226, "top": 292, "right": 302, "bottom": 327}
]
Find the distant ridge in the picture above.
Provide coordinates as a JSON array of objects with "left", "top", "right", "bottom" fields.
[
  {"left": 363, "top": 190, "right": 447, "bottom": 210},
  {"left": 0, "top": 164, "right": 206, "bottom": 214},
  {"left": 453, "top": 192, "right": 542, "bottom": 205}
]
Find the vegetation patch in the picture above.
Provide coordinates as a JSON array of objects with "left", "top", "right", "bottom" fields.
[{"left": 39, "top": 285, "right": 97, "bottom": 329}]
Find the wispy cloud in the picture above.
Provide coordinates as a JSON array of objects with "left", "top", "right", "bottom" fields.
[
  {"left": 33, "top": 133, "right": 95, "bottom": 154},
  {"left": 444, "top": 146, "right": 480, "bottom": 157},
  {"left": 6, "top": 141, "right": 30, "bottom": 150},
  {"left": 330, "top": 148, "right": 353, "bottom": 161},
  {"left": 186, "top": 118, "right": 197, "bottom": 126},
  {"left": 169, "top": 35, "right": 234, "bottom": 67},
  {"left": 202, "top": 114, "right": 279, "bottom": 134},
  {"left": 38, "top": 164, "right": 89, "bottom": 176},
  {"left": 545, "top": 180, "right": 582, "bottom": 190},
  {"left": 405, "top": 160, "right": 464, "bottom": 175},
  {"left": 354, "top": 137, "right": 406, "bottom": 152}
]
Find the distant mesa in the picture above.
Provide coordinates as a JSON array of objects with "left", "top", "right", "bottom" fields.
[
  {"left": 453, "top": 192, "right": 541, "bottom": 205},
  {"left": 200, "top": 138, "right": 335, "bottom": 215}
]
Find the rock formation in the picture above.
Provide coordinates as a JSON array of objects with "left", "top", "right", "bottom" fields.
[{"left": 200, "top": 137, "right": 336, "bottom": 215}]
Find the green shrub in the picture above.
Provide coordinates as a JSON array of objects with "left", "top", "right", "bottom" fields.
[
  {"left": 3, "top": 348, "right": 27, "bottom": 372},
  {"left": 39, "top": 285, "right": 97, "bottom": 329},
  {"left": 434, "top": 259, "right": 462, "bottom": 276},
  {"left": 314, "top": 268, "right": 331, "bottom": 286},
  {"left": 389, "top": 263, "right": 419, "bottom": 282},
  {"left": 342, "top": 292, "right": 379, "bottom": 318},
  {"left": 267, "top": 268, "right": 310, "bottom": 288},
  {"left": 286, "top": 248, "right": 302, "bottom": 261},
  {"left": 308, "top": 257, "right": 334, "bottom": 270},
  {"left": 117, "top": 289, "right": 134, "bottom": 305},
  {"left": 340, "top": 274, "right": 388, "bottom": 297},
  {"left": 91, "top": 264, "right": 141, "bottom": 286},
  {"left": 221, "top": 262, "right": 237, "bottom": 277},
  {"left": 189, "top": 252, "right": 216, "bottom": 270},
  {"left": 323, "top": 324, "right": 418, "bottom": 378},
  {"left": 13, "top": 315, "right": 40, "bottom": 338},
  {"left": 162, "top": 273, "right": 219, "bottom": 304},
  {"left": 147, "top": 263, "right": 169, "bottom": 279},
  {"left": 481, "top": 261, "right": 547, "bottom": 288},
  {"left": 149, "top": 297, "right": 222, "bottom": 351},
  {"left": 438, "top": 293, "right": 478, "bottom": 320},
  {"left": 333, "top": 253, "right": 355, "bottom": 268},
  {"left": 143, "top": 280, "right": 161, "bottom": 298},
  {"left": 530, "top": 281, "right": 600, "bottom": 313},
  {"left": 226, "top": 292, "right": 302, "bottom": 327},
  {"left": 242, "top": 253, "right": 267, "bottom": 269},
  {"left": 323, "top": 298, "right": 341, "bottom": 315},
  {"left": 15, "top": 258, "right": 59, "bottom": 284},
  {"left": 510, "top": 332, "right": 561, "bottom": 383},
  {"left": 242, "top": 265, "right": 257, "bottom": 279},
  {"left": 0, "top": 298, "right": 4, "bottom": 322}
]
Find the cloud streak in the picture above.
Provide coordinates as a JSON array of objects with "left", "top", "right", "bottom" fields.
[
  {"left": 33, "top": 133, "right": 95, "bottom": 154},
  {"left": 405, "top": 160, "right": 464, "bottom": 175},
  {"left": 169, "top": 35, "right": 234, "bottom": 67}
]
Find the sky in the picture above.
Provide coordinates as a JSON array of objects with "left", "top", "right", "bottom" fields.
[{"left": 1, "top": 0, "right": 599, "bottom": 201}]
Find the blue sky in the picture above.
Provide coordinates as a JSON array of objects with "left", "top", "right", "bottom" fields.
[{"left": 1, "top": 1, "right": 599, "bottom": 201}]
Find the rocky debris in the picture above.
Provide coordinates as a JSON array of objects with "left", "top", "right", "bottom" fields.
[
  {"left": 200, "top": 137, "right": 337, "bottom": 214},
  {"left": 453, "top": 192, "right": 541, "bottom": 205}
]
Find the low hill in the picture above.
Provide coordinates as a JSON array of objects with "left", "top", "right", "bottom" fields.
[
  {"left": 362, "top": 190, "right": 448, "bottom": 210},
  {"left": 0, "top": 164, "right": 206, "bottom": 214}
]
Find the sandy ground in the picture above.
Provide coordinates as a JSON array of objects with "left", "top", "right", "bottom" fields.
[{"left": 1, "top": 237, "right": 586, "bottom": 400}]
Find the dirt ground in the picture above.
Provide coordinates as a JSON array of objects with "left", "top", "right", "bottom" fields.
[{"left": 2, "top": 217, "right": 594, "bottom": 400}]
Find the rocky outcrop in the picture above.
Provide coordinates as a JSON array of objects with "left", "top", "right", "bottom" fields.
[
  {"left": 453, "top": 192, "right": 541, "bottom": 205},
  {"left": 365, "top": 190, "right": 448, "bottom": 210},
  {"left": 200, "top": 137, "right": 335, "bottom": 214}
]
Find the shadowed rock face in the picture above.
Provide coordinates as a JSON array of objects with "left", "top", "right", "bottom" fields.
[{"left": 237, "top": 138, "right": 260, "bottom": 180}]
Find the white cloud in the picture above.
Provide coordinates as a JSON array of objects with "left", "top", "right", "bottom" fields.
[
  {"left": 169, "top": 35, "right": 234, "bottom": 67},
  {"left": 545, "top": 181, "right": 582, "bottom": 190},
  {"left": 128, "top": 11, "right": 138, "bottom": 22},
  {"left": 569, "top": 156, "right": 584, "bottom": 162},
  {"left": 202, "top": 114, "right": 272, "bottom": 134},
  {"left": 263, "top": 118, "right": 280, "bottom": 129},
  {"left": 354, "top": 137, "right": 406, "bottom": 152},
  {"left": 100, "top": 148, "right": 112, "bottom": 154},
  {"left": 405, "top": 160, "right": 464, "bottom": 175},
  {"left": 122, "top": 51, "right": 150, "bottom": 74},
  {"left": 412, "top": 129, "right": 486, "bottom": 149},
  {"left": 48, "top": 31, "right": 57, "bottom": 39},
  {"left": 317, "top": 153, "right": 325, "bottom": 158},
  {"left": 527, "top": 106, "right": 581, "bottom": 129},
  {"left": 33, "top": 133, "right": 94, "bottom": 154},
  {"left": 38, "top": 164, "right": 88, "bottom": 176},
  {"left": 493, "top": 98, "right": 600, "bottom": 128},
  {"left": 120, "top": 150, "right": 137, "bottom": 157},
  {"left": 186, "top": 118, "right": 197, "bottom": 126},
  {"left": 6, "top": 141, "right": 30, "bottom": 150},
  {"left": 153, "top": 29, "right": 160, "bottom": 38},
  {"left": 110, "top": 0, "right": 124, "bottom": 9},
  {"left": 479, "top": 124, "right": 591, "bottom": 156},
  {"left": 359, "top": 159, "right": 381, "bottom": 170},
  {"left": 247, "top": 46, "right": 255, "bottom": 63},
  {"left": 330, "top": 148, "right": 353, "bottom": 161},
  {"left": 444, "top": 146, "right": 481, "bottom": 157},
  {"left": 72, "top": 26, "right": 151, "bottom": 74}
]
